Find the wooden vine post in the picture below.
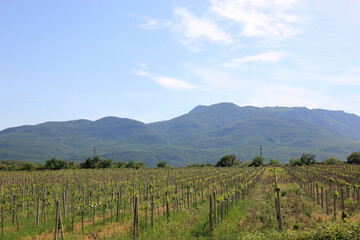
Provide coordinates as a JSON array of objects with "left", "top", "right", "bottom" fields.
[
  {"left": 151, "top": 195, "right": 154, "bottom": 228},
  {"left": 54, "top": 200, "right": 59, "bottom": 240},
  {"left": 333, "top": 192, "right": 337, "bottom": 220},
  {"left": 325, "top": 189, "right": 329, "bottom": 215},
  {"left": 209, "top": 195, "right": 213, "bottom": 231},
  {"left": 275, "top": 187, "right": 283, "bottom": 230},
  {"left": 54, "top": 199, "right": 65, "bottom": 240},
  {"left": 133, "top": 196, "right": 139, "bottom": 239}
]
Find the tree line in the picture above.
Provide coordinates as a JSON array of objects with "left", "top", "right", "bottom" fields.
[
  {"left": 1, "top": 151, "right": 359, "bottom": 171},
  {"left": 0, "top": 157, "right": 146, "bottom": 171}
]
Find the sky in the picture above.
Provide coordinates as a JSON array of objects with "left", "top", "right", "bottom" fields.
[{"left": 1, "top": 0, "right": 360, "bottom": 130}]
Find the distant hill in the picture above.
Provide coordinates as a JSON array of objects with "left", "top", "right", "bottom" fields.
[{"left": 1, "top": 103, "right": 359, "bottom": 166}]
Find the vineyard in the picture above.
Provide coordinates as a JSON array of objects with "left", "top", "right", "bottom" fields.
[{"left": 1, "top": 164, "right": 360, "bottom": 239}]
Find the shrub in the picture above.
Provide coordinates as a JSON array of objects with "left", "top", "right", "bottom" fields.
[
  {"left": 215, "top": 154, "right": 239, "bottom": 167},
  {"left": 269, "top": 159, "right": 281, "bottom": 166},
  {"left": 157, "top": 161, "right": 167, "bottom": 168},
  {"left": 249, "top": 156, "right": 264, "bottom": 167},
  {"left": 300, "top": 153, "right": 316, "bottom": 165},
  {"left": 347, "top": 152, "right": 360, "bottom": 164},
  {"left": 323, "top": 157, "right": 341, "bottom": 164}
]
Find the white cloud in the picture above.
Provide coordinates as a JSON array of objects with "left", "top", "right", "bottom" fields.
[
  {"left": 173, "top": 7, "right": 232, "bottom": 47},
  {"left": 134, "top": 70, "right": 198, "bottom": 91},
  {"left": 140, "top": 19, "right": 161, "bottom": 30},
  {"left": 224, "top": 51, "right": 283, "bottom": 68},
  {"left": 209, "top": 0, "right": 302, "bottom": 39},
  {"left": 130, "top": 14, "right": 171, "bottom": 30}
]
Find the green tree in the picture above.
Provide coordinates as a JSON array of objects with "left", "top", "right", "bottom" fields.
[
  {"left": 0, "top": 164, "right": 7, "bottom": 171},
  {"left": 347, "top": 152, "right": 360, "bottom": 164},
  {"left": 21, "top": 162, "right": 38, "bottom": 171},
  {"left": 125, "top": 160, "right": 136, "bottom": 168},
  {"left": 300, "top": 153, "right": 316, "bottom": 165},
  {"left": 215, "top": 154, "right": 237, "bottom": 167},
  {"left": 268, "top": 159, "right": 281, "bottom": 166},
  {"left": 134, "top": 161, "right": 145, "bottom": 169},
  {"left": 97, "top": 159, "right": 113, "bottom": 168},
  {"left": 250, "top": 156, "right": 264, "bottom": 167},
  {"left": 323, "top": 157, "right": 341, "bottom": 164},
  {"left": 116, "top": 161, "right": 126, "bottom": 168},
  {"left": 157, "top": 161, "right": 167, "bottom": 168},
  {"left": 80, "top": 158, "right": 96, "bottom": 169},
  {"left": 289, "top": 157, "right": 302, "bottom": 166},
  {"left": 45, "top": 158, "right": 69, "bottom": 170}
]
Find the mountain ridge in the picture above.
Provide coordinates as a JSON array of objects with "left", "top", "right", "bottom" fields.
[{"left": 1, "top": 103, "right": 359, "bottom": 166}]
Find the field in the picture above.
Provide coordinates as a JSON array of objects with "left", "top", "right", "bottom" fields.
[{"left": 1, "top": 165, "right": 360, "bottom": 239}]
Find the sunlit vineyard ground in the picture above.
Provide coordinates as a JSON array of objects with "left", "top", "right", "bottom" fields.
[{"left": 1, "top": 164, "right": 360, "bottom": 239}]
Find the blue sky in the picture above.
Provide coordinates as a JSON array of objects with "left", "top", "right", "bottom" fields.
[{"left": 1, "top": 0, "right": 360, "bottom": 130}]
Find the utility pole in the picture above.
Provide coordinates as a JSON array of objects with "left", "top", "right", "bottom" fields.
[
  {"left": 94, "top": 147, "right": 96, "bottom": 159},
  {"left": 260, "top": 145, "right": 262, "bottom": 158}
]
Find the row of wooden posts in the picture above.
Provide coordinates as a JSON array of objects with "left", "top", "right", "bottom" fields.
[
  {"left": 208, "top": 168, "right": 265, "bottom": 232},
  {"left": 286, "top": 167, "right": 348, "bottom": 222},
  {"left": 0, "top": 167, "right": 263, "bottom": 238},
  {"left": 273, "top": 169, "right": 282, "bottom": 230}
]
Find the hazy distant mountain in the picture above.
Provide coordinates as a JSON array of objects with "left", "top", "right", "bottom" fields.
[{"left": 1, "top": 103, "right": 359, "bottom": 166}]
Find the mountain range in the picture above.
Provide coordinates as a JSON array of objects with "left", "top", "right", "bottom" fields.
[{"left": 1, "top": 103, "right": 360, "bottom": 167}]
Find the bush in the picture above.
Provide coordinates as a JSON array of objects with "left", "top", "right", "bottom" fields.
[
  {"left": 324, "top": 157, "right": 341, "bottom": 164},
  {"left": 268, "top": 159, "right": 281, "bottom": 166},
  {"left": 157, "top": 161, "right": 167, "bottom": 168},
  {"left": 300, "top": 153, "right": 316, "bottom": 165},
  {"left": 21, "top": 162, "right": 38, "bottom": 171},
  {"left": 215, "top": 154, "right": 239, "bottom": 167},
  {"left": 289, "top": 157, "right": 302, "bottom": 166},
  {"left": 249, "top": 156, "right": 264, "bottom": 167},
  {"left": 97, "top": 159, "right": 113, "bottom": 168},
  {"left": 347, "top": 152, "right": 360, "bottom": 164},
  {"left": 45, "top": 158, "right": 74, "bottom": 170}
]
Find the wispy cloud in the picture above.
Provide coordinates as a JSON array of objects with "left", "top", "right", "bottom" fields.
[
  {"left": 134, "top": 70, "right": 198, "bottom": 91},
  {"left": 140, "top": 18, "right": 172, "bottom": 30},
  {"left": 209, "top": 0, "right": 302, "bottom": 39},
  {"left": 223, "top": 51, "right": 283, "bottom": 68},
  {"left": 173, "top": 7, "right": 232, "bottom": 49},
  {"left": 130, "top": 14, "right": 171, "bottom": 30},
  {"left": 136, "top": 0, "right": 304, "bottom": 51}
]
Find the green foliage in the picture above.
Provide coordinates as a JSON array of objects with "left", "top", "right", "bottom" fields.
[
  {"left": 96, "top": 158, "right": 113, "bottom": 168},
  {"left": 215, "top": 154, "right": 238, "bottom": 167},
  {"left": 127, "top": 161, "right": 145, "bottom": 169},
  {"left": 289, "top": 157, "right": 302, "bottom": 166},
  {"left": 250, "top": 156, "right": 264, "bottom": 167},
  {"left": 79, "top": 157, "right": 144, "bottom": 169},
  {"left": 268, "top": 159, "right": 281, "bottom": 166},
  {"left": 45, "top": 158, "right": 76, "bottom": 170},
  {"left": 300, "top": 153, "right": 316, "bottom": 165},
  {"left": 347, "top": 152, "right": 360, "bottom": 164},
  {"left": 21, "top": 162, "right": 38, "bottom": 171},
  {"left": 80, "top": 157, "right": 97, "bottom": 169},
  {"left": 187, "top": 163, "right": 214, "bottom": 167},
  {"left": 157, "top": 161, "right": 167, "bottom": 168},
  {"left": 115, "top": 161, "right": 126, "bottom": 168},
  {"left": 0, "top": 163, "right": 7, "bottom": 170},
  {"left": 323, "top": 157, "right": 341, "bottom": 164}
]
